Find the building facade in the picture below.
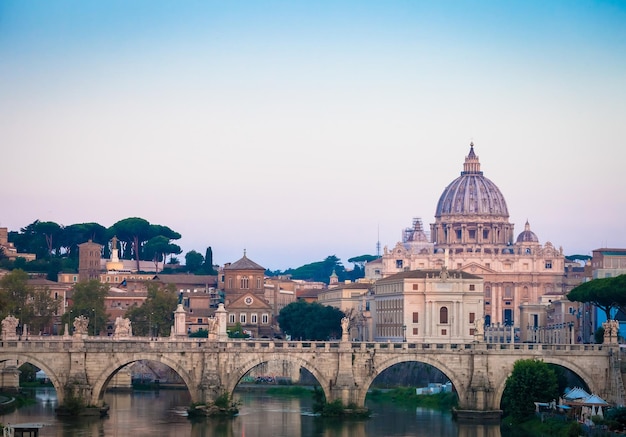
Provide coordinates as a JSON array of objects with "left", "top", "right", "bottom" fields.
[
  {"left": 366, "top": 143, "right": 566, "bottom": 327},
  {"left": 371, "top": 268, "right": 484, "bottom": 343}
]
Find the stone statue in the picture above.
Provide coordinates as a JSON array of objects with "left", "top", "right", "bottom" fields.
[
  {"left": 603, "top": 319, "right": 619, "bottom": 344},
  {"left": 73, "top": 315, "right": 89, "bottom": 336},
  {"left": 474, "top": 316, "right": 484, "bottom": 341},
  {"left": 1, "top": 315, "right": 19, "bottom": 340},
  {"left": 341, "top": 317, "right": 350, "bottom": 336},
  {"left": 114, "top": 316, "right": 132, "bottom": 338},
  {"left": 208, "top": 316, "right": 219, "bottom": 335}
]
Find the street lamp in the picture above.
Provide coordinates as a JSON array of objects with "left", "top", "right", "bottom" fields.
[
  {"left": 149, "top": 312, "right": 153, "bottom": 339},
  {"left": 402, "top": 324, "right": 407, "bottom": 342},
  {"left": 93, "top": 308, "right": 96, "bottom": 336}
]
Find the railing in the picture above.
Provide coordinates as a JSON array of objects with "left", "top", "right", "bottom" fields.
[{"left": 0, "top": 337, "right": 610, "bottom": 354}]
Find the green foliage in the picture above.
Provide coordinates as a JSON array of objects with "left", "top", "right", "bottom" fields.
[
  {"left": 189, "top": 328, "right": 208, "bottom": 338},
  {"left": 0, "top": 269, "right": 59, "bottom": 334},
  {"left": 278, "top": 300, "right": 344, "bottom": 340},
  {"left": 62, "top": 280, "right": 109, "bottom": 335},
  {"left": 185, "top": 250, "right": 204, "bottom": 272},
  {"left": 227, "top": 322, "right": 250, "bottom": 338},
  {"left": 501, "top": 359, "right": 559, "bottom": 422},
  {"left": 18, "top": 363, "right": 38, "bottom": 383},
  {"left": 605, "top": 407, "right": 626, "bottom": 431},
  {"left": 125, "top": 283, "right": 177, "bottom": 337},
  {"left": 568, "top": 275, "right": 626, "bottom": 320},
  {"left": 367, "top": 388, "right": 458, "bottom": 410}
]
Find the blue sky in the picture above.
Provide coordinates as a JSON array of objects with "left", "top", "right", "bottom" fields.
[{"left": 1, "top": 1, "right": 625, "bottom": 270}]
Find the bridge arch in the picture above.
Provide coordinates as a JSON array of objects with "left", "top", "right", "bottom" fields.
[
  {"left": 357, "top": 355, "right": 466, "bottom": 407},
  {"left": 89, "top": 354, "right": 198, "bottom": 406},
  {"left": 224, "top": 354, "right": 333, "bottom": 403},
  {"left": 491, "top": 357, "right": 599, "bottom": 411},
  {"left": 0, "top": 353, "right": 65, "bottom": 404}
]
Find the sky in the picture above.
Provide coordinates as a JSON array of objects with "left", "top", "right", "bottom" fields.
[{"left": 1, "top": 1, "right": 625, "bottom": 271}]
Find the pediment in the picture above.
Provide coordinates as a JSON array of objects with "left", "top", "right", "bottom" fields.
[
  {"left": 228, "top": 292, "right": 272, "bottom": 311},
  {"left": 461, "top": 262, "right": 496, "bottom": 275}
]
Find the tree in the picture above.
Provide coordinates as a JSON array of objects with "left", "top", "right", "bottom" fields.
[
  {"left": 203, "top": 247, "right": 218, "bottom": 274},
  {"left": 185, "top": 250, "right": 204, "bottom": 273},
  {"left": 501, "top": 359, "right": 558, "bottom": 422},
  {"left": 285, "top": 255, "right": 346, "bottom": 283},
  {"left": 125, "top": 283, "right": 177, "bottom": 337},
  {"left": 278, "top": 301, "right": 344, "bottom": 340},
  {"left": 0, "top": 269, "right": 58, "bottom": 334},
  {"left": 110, "top": 217, "right": 152, "bottom": 270},
  {"left": 63, "top": 280, "right": 109, "bottom": 335},
  {"left": 34, "top": 221, "right": 63, "bottom": 257},
  {"left": 568, "top": 275, "right": 626, "bottom": 320},
  {"left": 144, "top": 236, "right": 182, "bottom": 273}
]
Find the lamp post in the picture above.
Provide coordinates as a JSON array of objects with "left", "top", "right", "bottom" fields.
[
  {"left": 92, "top": 308, "right": 97, "bottom": 336},
  {"left": 402, "top": 324, "right": 406, "bottom": 342},
  {"left": 149, "top": 312, "right": 153, "bottom": 339}
]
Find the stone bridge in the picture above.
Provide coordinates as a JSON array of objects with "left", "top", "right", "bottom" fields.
[{"left": 0, "top": 337, "right": 622, "bottom": 417}]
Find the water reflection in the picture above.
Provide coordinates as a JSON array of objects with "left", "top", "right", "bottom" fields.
[{"left": 0, "top": 388, "right": 505, "bottom": 437}]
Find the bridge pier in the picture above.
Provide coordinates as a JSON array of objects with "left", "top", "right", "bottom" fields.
[
  {"left": 454, "top": 347, "right": 502, "bottom": 421},
  {"left": 329, "top": 342, "right": 361, "bottom": 407},
  {"left": 0, "top": 365, "right": 21, "bottom": 393}
]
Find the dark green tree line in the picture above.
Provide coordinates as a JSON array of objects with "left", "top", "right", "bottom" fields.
[{"left": 278, "top": 300, "right": 344, "bottom": 340}]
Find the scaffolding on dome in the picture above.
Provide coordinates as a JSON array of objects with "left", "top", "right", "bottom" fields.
[{"left": 403, "top": 218, "right": 430, "bottom": 243}]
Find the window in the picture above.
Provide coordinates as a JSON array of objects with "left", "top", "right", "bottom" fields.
[
  {"left": 241, "top": 276, "right": 249, "bottom": 289},
  {"left": 441, "top": 329, "right": 447, "bottom": 335},
  {"left": 469, "top": 312, "right": 475, "bottom": 323},
  {"left": 229, "top": 314, "right": 236, "bottom": 324},
  {"left": 412, "top": 284, "right": 418, "bottom": 291},
  {"left": 545, "top": 261, "right": 552, "bottom": 269},
  {"left": 412, "top": 312, "right": 419, "bottom": 323},
  {"left": 228, "top": 278, "right": 233, "bottom": 288},
  {"left": 469, "top": 284, "right": 475, "bottom": 291},
  {"left": 197, "top": 318, "right": 203, "bottom": 324},
  {"left": 374, "top": 269, "right": 381, "bottom": 275},
  {"left": 483, "top": 230, "right": 489, "bottom": 240},
  {"left": 240, "top": 313, "right": 246, "bottom": 324},
  {"left": 256, "top": 277, "right": 262, "bottom": 288},
  {"left": 440, "top": 307, "right": 448, "bottom": 324},
  {"left": 504, "top": 286, "right": 512, "bottom": 299},
  {"left": 261, "top": 314, "right": 269, "bottom": 324},
  {"left": 485, "top": 286, "right": 491, "bottom": 298},
  {"left": 469, "top": 230, "right": 476, "bottom": 239},
  {"left": 413, "top": 328, "right": 418, "bottom": 335},
  {"left": 396, "top": 260, "right": 403, "bottom": 269},
  {"left": 251, "top": 313, "right": 258, "bottom": 324},
  {"left": 456, "top": 230, "right": 462, "bottom": 240}
]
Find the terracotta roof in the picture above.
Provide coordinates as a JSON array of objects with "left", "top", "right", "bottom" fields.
[
  {"left": 297, "top": 288, "right": 321, "bottom": 299},
  {"left": 225, "top": 254, "right": 265, "bottom": 271},
  {"left": 153, "top": 274, "right": 217, "bottom": 285}
]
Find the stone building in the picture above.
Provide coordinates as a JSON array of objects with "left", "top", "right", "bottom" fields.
[
  {"left": 371, "top": 267, "right": 484, "bottom": 343},
  {"left": 366, "top": 143, "right": 566, "bottom": 327}
]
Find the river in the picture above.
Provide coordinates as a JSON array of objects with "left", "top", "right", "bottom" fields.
[{"left": 1, "top": 387, "right": 507, "bottom": 436}]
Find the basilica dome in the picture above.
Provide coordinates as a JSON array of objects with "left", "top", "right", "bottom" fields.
[
  {"left": 516, "top": 221, "right": 539, "bottom": 243},
  {"left": 435, "top": 143, "right": 509, "bottom": 219}
]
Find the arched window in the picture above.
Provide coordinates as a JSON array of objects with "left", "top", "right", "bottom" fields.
[
  {"left": 241, "top": 275, "right": 249, "bottom": 289},
  {"left": 440, "top": 307, "right": 448, "bottom": 324}
]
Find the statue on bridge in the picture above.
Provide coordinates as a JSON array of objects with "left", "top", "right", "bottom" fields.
[
  {"left": 1, "top": 315, "right": 19, "bottom": 341},
  {"left": 603, "top": 319, "right": 619, "bottom": 344},
  {"left": 114, "top": 317, "right": 132, "bottom": 339},
  {"left": 207, "top": 316, "right": 219, "bottom": 340},
  {"left": 341, "top": 317, "right": 350, "bottom": 341},
  {"left": 73, "top": 315, "right": 89, "bottom": 337},
  {"left": 474, "top": 316, "right": 485, "bottom": 342}
]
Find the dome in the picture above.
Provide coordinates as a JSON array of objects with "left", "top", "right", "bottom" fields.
[
  {"left": 435, "top": 143, "right": 509, "bottom": 218},
  {"left": 516, "top": 221, "right": 539, "bottom": 243}
]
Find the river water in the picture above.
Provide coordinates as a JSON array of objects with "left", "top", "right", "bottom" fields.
[{"left": 1, "top": 387, "right": 506, "bottom": 437}]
